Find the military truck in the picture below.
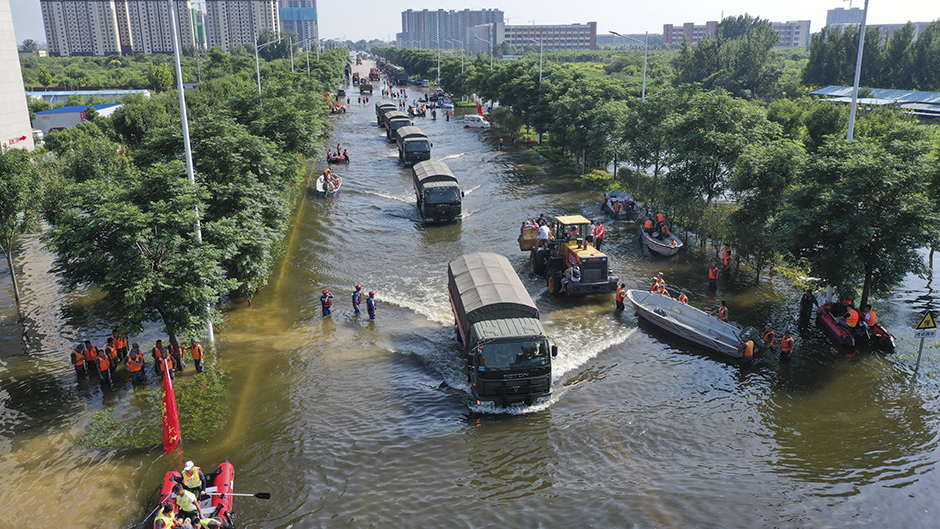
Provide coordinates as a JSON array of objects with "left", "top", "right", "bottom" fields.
[
  {"left": 395, "top": 125, "right": 432, "bottom": 165},
  {"left": 359, "top": 81, "right": 373, "bottom": 94},
  {"left": 375, "top": 101, "right": 396, "bottom": 125},
  {"left": 413, "top": 160, "right": 462, "bottom": 223},
  {"left": 529, "top": 214, "right": 620, "bottom": 296},
  {"left": 383, "top": 111, "right": 412, "bottom": 141},
  {"left": 448, "top": 252, "right": 557, "bottom": 406}
]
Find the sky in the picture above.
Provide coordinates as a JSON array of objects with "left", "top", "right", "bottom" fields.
[{"left": 8, "top": 0, "right": 939, "bottom": 45}]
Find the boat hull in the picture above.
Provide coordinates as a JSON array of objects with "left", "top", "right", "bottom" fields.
[
  {"left": 641, "top": 230, "right": 683, "bottom": 257},
  {"left": 817, "top": 303, "right": 896, "bottom": 351},
  {"left": 627, "top": 290, "right": 741, "bottom": 357}
]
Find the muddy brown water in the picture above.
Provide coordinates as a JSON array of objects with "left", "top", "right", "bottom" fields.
[{"left": 1, "top": 60, "right": 939, "bottom": 528}]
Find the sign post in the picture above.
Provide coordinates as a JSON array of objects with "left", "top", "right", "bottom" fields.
[{"left": 913, "top": 311, "right": 936, "bottom": 376}]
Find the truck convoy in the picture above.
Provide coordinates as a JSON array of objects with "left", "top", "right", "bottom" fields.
[
  {"left": 526, "top": 214, "right": 620, "bottom": 296},
  {"left": 448, "top": 252, "right": 557, "bottom": 407},
  {"left": 375, "top": 101, "right": 396, "bottom": 125},
  {"left": 395, "top": 125, "right": 432, "bottom": 165},
  {"left": 412, "top": 160, "right": 461, "bottom": 224}
]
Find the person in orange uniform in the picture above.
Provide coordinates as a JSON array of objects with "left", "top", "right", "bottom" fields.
[
  {"left": 190, "top": 339, "right": 204, "bottom": 373},
  {"left": 71, "top": 343, "right": 86, "bottom": 378},
  {"left": 643, "top": 217, "right": 654, "bottom": 235},
  {"left": 862, "top": 305, "right": 877, "bottom": 327},
  {"left": 615, "top": 282, "right": 627, "bottom": 311},
  {"left": 97, "top": 349, "right": 111, "bottom": 385},
  {"left": 762, "top": 326, "right": 776, "bottom": 348},
  {"left": 738, "top": 338, "right": 754, "bottom": 364},
  {"left": 593, "top": 222, "right": 605, "bottom": 250},
  {"left": 708, "top": 263, "right": 720, "bottom": 290},
  {"left": 127, "top": 343, "right": 145, "bottom": 384},
  {"left": 838, "top": 304, "right": 860, "bottom": 330},
  {"left": 716, "top": 300, "right": 729, "bottom": 322},
  {"left": 722, "top": 253, "right": 733, "bottom": 277},
  {"left": 677, "top": 290, "right": 689, "bottom": 304},
  {"left": 650, "top": 273, "right": 667, "bottom": 296},
  {"left": 104, "top": 337, "right": 119, "bottom": 374},
  {"left": 151, "top": 340, "right": 166, "bottom": 375},
  {"left": 779, "top": 330, "right": 794, "bottom": 362},
  {"left": 112, "top": 329, "right": 128, "bottom": 360},
  {"left": 83, "top": 340, "right": 100, "bottom": 375}
]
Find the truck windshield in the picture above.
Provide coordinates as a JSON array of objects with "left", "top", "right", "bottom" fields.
[
  {"left": 407, "top": 140, "right": 430, "bottom": 152},
  {"left": 426, "top": 188, "right": 459, "bottom": 204},
  {"left": 478, "top": 340, "right": 549, "bottom": 371}
]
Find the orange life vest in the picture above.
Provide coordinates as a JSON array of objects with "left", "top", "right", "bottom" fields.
[
  {"left": 71, "top": 349, "right": 85, "bottom": 366},
  {"left": 128, "top": 352, "right": 143, "bottom": 372},
  {"left": 644, "top": 219, "right": 653, "bottom": 229},
  {"left": 780, "top": 336, "right": 794, "bottom": 353},
  {"left": 191, "top": 343, "right": 203, "bottom": 360},
  {"left": 723, "top": 256, "right": 732, "bottom": 268},
  {"left": 98, "top": 354, "right": 110, "bottom": 372},
  {"left": 152, "top": 345, "right": 164, "bottom": 360},
  {"left": 709, "top": 267, "right": 720, "bottom": 280},
  {"left": 661, "top": 225, "right": 670, "bottom": 236},
  {"left": 762, "top": 330, "right": 775, "bottom": 346},
  {"left": 678, "top": 293, "right": 688, "bottom": 304},
  {"left": 84, "top": 345, "right": 99, "bottom": 362},
  {"left": 865, "top": 310, "right": 877, "bottom": 326},
  {"left": 615, "top": 288, "right": 626, "bottom": 302},
  {"left": 722, "top": 248, "right": 731, "bottom": 260},
  {"left": 718, "top": 306, "right": 728, "bottom": 321},
  {"left": 845, "top": 309, "right": 859, "bottom": 327},
  {"left": 593, "top": 225, "right": 605, "bottom": 239},
  {"left": 741, "top": 340, "right": 754, "bottom": 358},
  {"left": 656, "top": 213, "right": 665, "bottom": 224},
  {"left": 106, "top": 345, "right": 118, "bottom": 361}
]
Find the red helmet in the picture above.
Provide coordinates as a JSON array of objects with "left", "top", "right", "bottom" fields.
[
  {"left": 369, "top": 291, "right": 375, "bottom": 296},
  {"left": 356, "top": 284, "right": 362, "bottom": 290},
  {"left": 322, "top": 289, "right": 329, "bottom": 294}
]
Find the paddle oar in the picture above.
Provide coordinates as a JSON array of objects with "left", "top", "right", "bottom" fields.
[{"left": 207, "top": 492, "right": 271, "bottom": 499}]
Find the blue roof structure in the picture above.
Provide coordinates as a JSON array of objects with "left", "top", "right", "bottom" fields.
[
  {"left": 27, "top": 89, "right": 149, "bottom": 98},
  {"left": 36, "top": 103, "right": 122, "bottom": 115},
  {"left": 810, "top": 85, "right": 940, "bottom": 104}
]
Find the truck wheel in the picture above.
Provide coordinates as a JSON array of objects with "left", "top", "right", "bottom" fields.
[
  {"left": 530, "top": 248, "right": 546, "bottom": 275},
  {"left": 547, "top": 274, "right": 562, "bottom": 296}
]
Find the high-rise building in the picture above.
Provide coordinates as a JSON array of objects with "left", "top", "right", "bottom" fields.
[
  {"left": 41, "top": 0, "right": 195, "bottom": 56},
  {"left": 663, "top": 21, "right": 717, "bottom": 45},
  {"left": 279, "top": 0, "right": 317, "bottom": 47},
  {"left": 399, "top": 8, "right": 502, "bottom": 49},
  {"left": 826, "top": 7, "right": 864, "bottom": 26},
  {"left": 771, "top": 20, "right": 810, "bottom": 47},
  {"left": 1, "top": 0, "right": 34, "bottom": 150},
  {"left": 205, "top": 0, "right": 279, "bottom": 52}
]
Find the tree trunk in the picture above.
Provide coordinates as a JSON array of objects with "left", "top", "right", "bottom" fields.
[
  {"left": 4, "top": 237, "right": 22, "bottom": 317},
  {"left": 859, "top": 261, "right": 873, "bottom": 313}
]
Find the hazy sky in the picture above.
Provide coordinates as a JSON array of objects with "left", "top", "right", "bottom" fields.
[{"left": 8, "top": 0, "right": 939, "bottom": 45}]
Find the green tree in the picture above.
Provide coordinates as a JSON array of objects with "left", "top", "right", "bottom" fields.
[
  {"left": 147, "top": 63, "right": 175, "bottom": 92},
  {"left": 44, "top": 162, "right": 235, "bottom": 346},
  {"left": 775, "top": 116, "right": 936, "bottom": 309},
  {"left": 0, "top": 148, "right": 41, "bottom": 312}
]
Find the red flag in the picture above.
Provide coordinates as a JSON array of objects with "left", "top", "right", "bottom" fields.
[
  {"left": 161, "top": 361, "right": 181, "bottom": 452},
  {"left": 476, "top": 102, "right": 483, "bottom": 115}
]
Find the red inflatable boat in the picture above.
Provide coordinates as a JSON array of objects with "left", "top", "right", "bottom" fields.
[
  {"left": 156, "top": 460, "right": 236, "bottom": 527},
  {"left": 817, "top": 303, "right": 896, "bottom": 351}
]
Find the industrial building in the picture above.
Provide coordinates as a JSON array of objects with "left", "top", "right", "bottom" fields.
[{"left": 31, "top": 103, "right": 123, "bottom": 134}]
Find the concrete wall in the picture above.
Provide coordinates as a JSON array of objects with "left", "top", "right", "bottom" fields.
[{"left": 0, "top": 0, "right": 34, "bottom": 150}]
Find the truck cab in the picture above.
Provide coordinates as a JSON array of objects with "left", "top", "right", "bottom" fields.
[
  {"left": 413, "top": 160, "right": 461, "bottom": 223},
  {"left": 395, "top": 125, "right": 432, "bottom": 165},
  {"left": 383, "top": 111, "right": 411, "bottom": 141},
  {"left": 530, "top": 214, "right": 619, "bottom": 296}
]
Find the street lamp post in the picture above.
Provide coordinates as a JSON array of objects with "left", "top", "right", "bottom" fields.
[
  {"left": 609, "top": 31, "right": 648, "bottom": 100},
  {"left": 473, "top": 36, "right": 494, "bottom": 69},
  {"left": 255, "top": 34, "right": 295, "bottom": 94},
  {"left": 445, "top": 39, "right": 464, "bottom": 74},
  {"left": 522, "top": 37, "right": 543, "bottom": 88},
  {"left": 847, "top": 0, "right": 870, "bottom": 140}
]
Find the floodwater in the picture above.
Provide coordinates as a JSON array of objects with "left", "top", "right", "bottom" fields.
[{"left": 2, "top": 59, "right": 940, "bottom": 528}]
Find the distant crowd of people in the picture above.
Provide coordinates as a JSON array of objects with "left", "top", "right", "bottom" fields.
[{"left": 70, "top": 329, "right": 204, "bottom": 384}]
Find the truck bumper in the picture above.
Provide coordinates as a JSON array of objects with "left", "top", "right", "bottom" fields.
[{"left": 566, "top": 276, "right": 620, "bottom": 295}]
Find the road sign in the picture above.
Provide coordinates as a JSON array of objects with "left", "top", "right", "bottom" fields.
[
  {"left": 915, "top": 330, "right": 937, "bottom": 339},
  {"left": 916, "top": 311, "right": 936, "bottom": 330}
]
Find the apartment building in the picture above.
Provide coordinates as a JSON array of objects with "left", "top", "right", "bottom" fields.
[
  {"left": 399, "top": 8, "right": 502, "bottom": 49},
  {"left": 663, "top": 21, "right": 718, "bottom": 45},
  {"left": 279, "top": 0, "right": 317, "bottom": 46},
  {"left": 771, "top": 20, "right": 810, "bottom": 47},
  {"left": 205, "top": 0, "right": 279, "bottom": 52},
  {"left": 503, "top": 22, "right": 597, "bottom": 51}
]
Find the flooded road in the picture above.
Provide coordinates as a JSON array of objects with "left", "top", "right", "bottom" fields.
[{"left": 2, "top": 59, "right": 940, "bottom": 528}]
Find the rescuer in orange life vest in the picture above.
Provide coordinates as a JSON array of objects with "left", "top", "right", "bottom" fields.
[
  {"left": 779, "top": 330, "right": 794, "bottom": 361},
  {"left": 190, "top": 339, "right": 204, "bottom": 373},
  {"left": 762, "top": 326, "right": 776, "bottom": 348},
  {"left": 615, "top": 282, "right": 627, "bottom": 311},
  {"left": 151, "top": 339, "right": 166, "bottom": 375},
  {"left": 83, "top": 340, "right": 99, "bottom": 374},
  {"left": 716, "top": 300, "right": 729, "bottom": 322},
  {"left": 838, "top": 303, "right": 860, "bottom": 330},
  {"left": 71, "top": 343, "right": 86, "bottom": 378},
  {"left": 127, "top": 343, "right": 145, "bottom": 384},
  {"left": 677, "top": 290, "right": 689, "bottom": 304},
  {"left": 708, "top": 262, "right": 720, "bottom": 290},
  {"left": 738, "top": 337, "right": 754, "bottom": 364}
]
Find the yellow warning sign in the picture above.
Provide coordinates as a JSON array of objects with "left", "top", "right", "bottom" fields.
[{"left": 916, "top": 311, "right": 936, "bottom": 330}]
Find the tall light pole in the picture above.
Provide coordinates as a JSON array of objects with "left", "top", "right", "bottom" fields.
[
  {"left": 847, "top": 0, "right": 870, "bottom": 140},
  {"left": 447, "top": 38, "right": 464, "bottom": 73},
  {"left": 522, "top": 37, "right": 543, "bottom": 88},
  {"left": 610, "top": 31, "right": 648, "bottom": 100},
  {"left": 255, "top": 34, "right": 294, "bottom": 94},
  {"left": 168, "top": 0, "right": 213, "bottom": 343},
  {"left": 473, "top": 36, "right": 493, "bottom": 69}
]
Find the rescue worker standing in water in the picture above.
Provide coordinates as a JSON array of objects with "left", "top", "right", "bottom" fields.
[
  {"left": 780, "top": 330, "right": 794, "bottom": 362},
  {"left": 366, "top": 291, "right": 377, "bottom": 320},
  {"left": 71, "top": 343, "right": 86, "bottom": 378},
  {"left": 738, "top": 337, "right": 754, "bottom": 364},
  {"left": 708, "top": 263, "right": 720, "bottom": 290},
  {"left": 190, "top": 340, "right": 204, "bottom": 373},
  {"left": 615, "top": 282, "right": 626, "bottom": 311},
  {"left": 321, "top": 289, "right": 334, "bottom": 316},
  {"left": 352, "top": 285, "right": 362, "bottom": 316}
]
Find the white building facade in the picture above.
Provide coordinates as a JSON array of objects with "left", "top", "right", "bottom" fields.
[
  {"left": 205, "top": 0, "right": 279, "bottom": 52},
  {"left": 771, "top": 20, "right": 810, "bottom": 47}
]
